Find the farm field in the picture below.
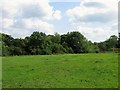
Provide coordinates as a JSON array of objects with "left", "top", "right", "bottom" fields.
[{"left": 2, "top": 53, "right": 118, "bottom": 88}]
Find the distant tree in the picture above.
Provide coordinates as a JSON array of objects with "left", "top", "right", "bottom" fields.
[
  {"left": 51, "top": 33, "right": 61, "bottom": 44},
  {"left": 0, "top": 34, "right": 2, "bottom": 56},
  {"left": 2, "top": 33, "right": 14, "bottom": 56},
  {"left": 93, "top": 42, "right": 100, "bottom": 53},
  {"left": 2, "top": 42, "right": 10, "bottom": 56},
  {"left": 61, "top": 34, "right": 73, "bottom": 53},
  {"left": 66, "top": 32, "right": 88, "bottom": 53},
  {"left": 51, "top": 43, "right": 66, "bottom": 54},
  {"left": 2, "top": 33, "right": 14, "bottom": 46},
  {"left": 1, "top": 32, "right": 118, "bottom": 56},
  {"left": 106, "top": 35, "right": 118, "bottom": 51},
  {"left": 28, "top": 32, "right": 47, "bottom": 55},
  {"left": 97, "top": 35, "right": 118, "bottom": 52},
  {"left": 116, "top": 33, "right": 120, "bottom": 48},
  {"left": 12, "top": 39, "right": 27, "bottom": 55}
]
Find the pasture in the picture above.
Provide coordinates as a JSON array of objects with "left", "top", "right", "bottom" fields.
[{"left": 2, "top": 53, "right": 118, "bottom": 88}]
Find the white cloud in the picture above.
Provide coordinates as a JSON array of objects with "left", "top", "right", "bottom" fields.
[
  {"left": 3, "top": 19, "right": 54, "bottom": 38},
  {"left": 2, "top": 28, "right": 32, "bottom": 38},
  {"left": 23, "top": 19, "right": 54, "bottom": 33},
  {"left": 66, "top": 0, "right": 118, "bottom": 42},
  {"left": 52, "top": 10, "right": 62, "bottom": 20},
  {"left": 3, "top": 19, "right": 14, "bottom": 28},
  {"left": 2, "top": 0, "right": 119, "bottom": 42},
  {"left": 72, "top": 26, "right": 118, "bottom": 42},
  {"left": 3, "top": 0, "right": 62, "bottom": 20},
  {"left": 66, "top": 0, "right": 118, "bottom": 23},
  {"left": 2, "top": 0, "right": 61, "bottom": 38}
]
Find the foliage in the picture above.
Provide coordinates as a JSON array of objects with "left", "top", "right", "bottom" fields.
[
  {"left": 1, "top": 31, "right": 119, "bottom": 56},
  {"left": 97, "top": 35, "right": 118, "bottom": 52}
]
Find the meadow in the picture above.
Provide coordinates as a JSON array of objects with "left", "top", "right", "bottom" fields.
[{"left": 2, "top": 53, "right": 118, "bottom": 88}]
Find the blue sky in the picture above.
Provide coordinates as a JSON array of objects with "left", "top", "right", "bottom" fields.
[
  {"left": 49, "top": 2, "right": 81, "bottom": 34},
  {"left": 2, "top": 0, "right": 119, "bottom": 42}
]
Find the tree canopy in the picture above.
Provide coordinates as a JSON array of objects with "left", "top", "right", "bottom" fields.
[{"left": 0, "top": 31, "right": 119, "bottom": 56}]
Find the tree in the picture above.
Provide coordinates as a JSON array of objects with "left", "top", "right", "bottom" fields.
[
  {"left": 51, "top": 43, "right": 66, "bottom": 54},
  {"left": 2, "top": 42, "right": 10, "bottom": 56},
  {"left": 66, "top": 32, "right": 88, "bottom": 53},
  {"left": 1, "top": 33, "right": 14, "bottom": 56},
  {"left": 2, "top": 33, "right": 14, "bottom": 47},
  {"left": 28, "top": 32, "right": 47, "bottom": 55},
  {"left": 106, "top": 35, "right": 118, "bottom": 51},
  {"left": 116, "top": 33, "right": 120, "bottom": 48},
  {"left": 51, "top": 33, "right": 61, "bottom": 44},
  {"left": 61, "top": 34, "right": 73, "bottom": 53},
  {"left": 1, "top": 32, "right": 118, "bottom": 56},
  {"left": 97, "top": 35, "right": 118, "bottom": 52},
  {"left": 11, "top": 39, "right": 27, "bottom": 55}
]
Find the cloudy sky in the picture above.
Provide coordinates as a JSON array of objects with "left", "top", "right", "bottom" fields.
[{"left": 1, "top": 0, "right": 119, "bottom": 42}]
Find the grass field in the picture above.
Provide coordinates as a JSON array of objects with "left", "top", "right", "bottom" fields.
[{"left": 2, "top": 53, "right": 118, "bottom": 88}]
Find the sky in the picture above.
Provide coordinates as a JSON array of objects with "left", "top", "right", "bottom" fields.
[{"left": 1, "top": 0, "right": 119, "bottom": 42}]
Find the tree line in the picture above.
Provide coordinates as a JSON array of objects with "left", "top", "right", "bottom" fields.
[{"left": 0, "top": 31, "right": 120, "bottom": 56}]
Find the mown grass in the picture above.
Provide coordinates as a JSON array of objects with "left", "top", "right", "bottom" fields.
[{"left": 2, "top": 53, "right": 118, "bottom": 88}]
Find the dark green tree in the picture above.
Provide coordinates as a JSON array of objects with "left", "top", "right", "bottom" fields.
[{"left": 66, "top": 32, "right": 88, "bottom": 53}]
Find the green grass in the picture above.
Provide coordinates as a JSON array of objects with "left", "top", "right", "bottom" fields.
[
  {"left": 0, "top": 57, "right": 2, "bottom": 89},
  {"left": 2, "top": 53, "right": 118, "bottom": 88}
]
